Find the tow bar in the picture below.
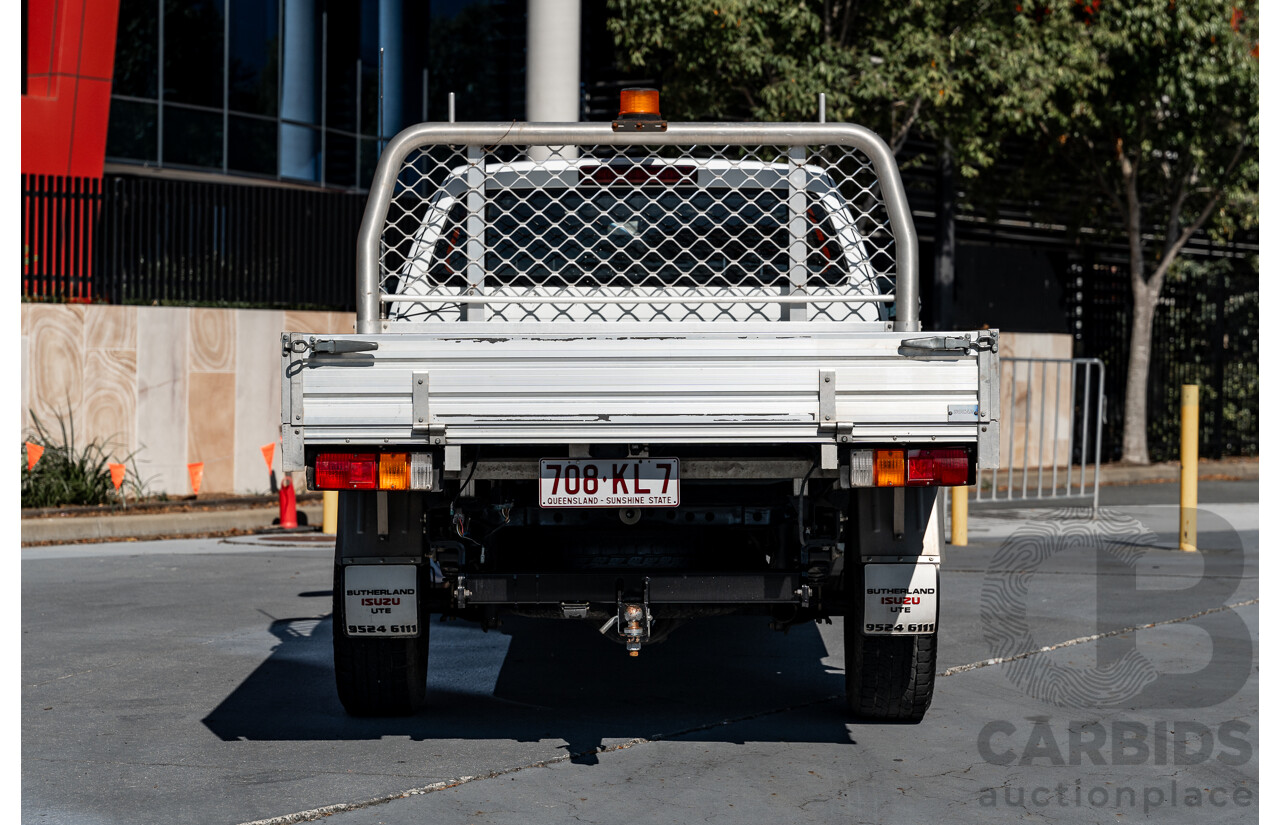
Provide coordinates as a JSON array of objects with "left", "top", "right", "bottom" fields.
[{"left": 598, "top": 578, "right": 652, "bottom": 656}]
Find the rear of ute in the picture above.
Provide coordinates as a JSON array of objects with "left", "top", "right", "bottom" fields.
[{"left": 282, "top": 90, "right": 999, "bottom": 722}]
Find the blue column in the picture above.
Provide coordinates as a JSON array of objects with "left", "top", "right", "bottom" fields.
[
  {"left": 377, "top": 0, "right": 403, "bottom": 141},
  {"left": 281, "top": 0, "right": 318, "bottom": 180}
]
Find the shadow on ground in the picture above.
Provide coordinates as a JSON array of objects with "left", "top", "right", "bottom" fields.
[{"left": 202, "top": 612, "right": 855, "bottom": 757}]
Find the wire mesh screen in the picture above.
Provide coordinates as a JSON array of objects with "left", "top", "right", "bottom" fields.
[{"left": 379, "top": 143, "right": 896, "bottom": 323}]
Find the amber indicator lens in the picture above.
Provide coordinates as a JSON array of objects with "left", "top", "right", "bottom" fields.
[
  {"left": 619, "top": 88, "right": 661, "bottom": 116},
  {"left": 873, "top": 449, "right": 905, "bottom": 487},
  {"left": 378, "top": 453, "right": 410, "bottom": 490}
]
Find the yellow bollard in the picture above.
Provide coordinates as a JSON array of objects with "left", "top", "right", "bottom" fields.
[
  {"left": 1180, "top": 384, "right": 1198, "bottom": 552},
  {"left": 950, "top": 485, "right": 968, "bottom": 546},
  {"left": 322, "top": 490, "right": 339, "bottom": 535}
]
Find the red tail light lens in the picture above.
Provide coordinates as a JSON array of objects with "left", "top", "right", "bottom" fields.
[
  {"left": 316, "top": 453, "right": 378, "bottom": 489},
  {"left": 906, "top": 449, "right": 969, "bottom": 486}
]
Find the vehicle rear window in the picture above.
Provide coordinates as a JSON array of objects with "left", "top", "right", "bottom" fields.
[{"left": 423, "top": 188, "right": 851, "bottom": 288}]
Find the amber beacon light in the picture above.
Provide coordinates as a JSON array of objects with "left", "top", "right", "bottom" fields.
[{"left": 613, "top": 88, "right": 667, "bottom": 132}]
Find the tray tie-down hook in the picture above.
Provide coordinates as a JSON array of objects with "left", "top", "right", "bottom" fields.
[
  {"left": 285, "top": 336, "right": 380, "bottom": 356},
  {"left": 898, "top": 332, "right": 997, "bottom": 356}
]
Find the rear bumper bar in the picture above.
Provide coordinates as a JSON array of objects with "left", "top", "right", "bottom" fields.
[{"left": 456, "top": 572, "right": 803, "bottom": 605}]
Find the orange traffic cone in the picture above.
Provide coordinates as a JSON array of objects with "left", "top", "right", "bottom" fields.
[{"left": 278, "top": 475, "right": 298, "bottom": 529}]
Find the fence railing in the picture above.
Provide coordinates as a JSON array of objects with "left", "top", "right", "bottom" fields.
[
  {"left": 975, "top": 357, "right": 1106, "bottom": 516},
  {"left": 94, "top": 175, "right": 366, "bottom": 309},
  {"left": 22, "top": 175, "right": 102, "bottom": 302}
]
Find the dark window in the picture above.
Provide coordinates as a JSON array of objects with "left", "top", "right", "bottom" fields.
[
  {"left": 113, "top": 0, "right": 159, "bottom": 99},
  {"left": 323, "top": 1, "right": 360, "bottom": 133},
  {"left": 163, "top": 0, "right": 226, "bottom": 108},
  {"left": 227, "top": 115, "right": 277, "bottom": 175},
  {"left": 229, "top": 0, "right": 279, "bottom": 116},
  {"left": 476, "top": 188, "right": 854, "bottom": 288},
  {"left": 359, "top": 0, "right": 379, "bottom": 136},
  {"left": 427, "top": 0, "right": 525, "bottom": 122},
  {"left": 359, "top": 138, "right": 380, "bottom": 189},
  {"left": 325, "top": 132, "right": 357, "bottom": 188},
  {"left": 105, "top": 99, "right": 159, "bottom": 162},
  {"left": 163, "top": 105, "right": 223, "bottom": 169}
]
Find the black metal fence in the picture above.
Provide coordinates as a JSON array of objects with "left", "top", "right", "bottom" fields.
[
  {"left": 92, "top": 174, "right": 366, "bottom": 310},
  {"left": 22, "top": 175, "right": 101, "bottom": 303},
  {"left": 1068, "top": 250, "right": 1259, "bottom": 462}
]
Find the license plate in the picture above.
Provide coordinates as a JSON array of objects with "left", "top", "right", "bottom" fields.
[{"left": 539, "top": 458, "right": 680, "bottom": 508}]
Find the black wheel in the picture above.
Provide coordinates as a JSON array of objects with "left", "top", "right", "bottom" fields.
[
  {"left": 332, "top": 563, "right": 430, "bottom": 716},
  {"left": 844, "top": 563, "right": 938, "bottom": 723}
]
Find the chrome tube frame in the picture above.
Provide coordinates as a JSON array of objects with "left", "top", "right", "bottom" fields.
[{"left": 354, "top": 122, "right": 919, "bottom": 334}]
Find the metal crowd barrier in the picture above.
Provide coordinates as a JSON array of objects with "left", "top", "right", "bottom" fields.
[{"left": 974, "top": 356, "right": 1106, "bottom": 517}]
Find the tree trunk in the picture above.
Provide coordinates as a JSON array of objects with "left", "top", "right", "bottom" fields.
[{"left": 1122, "top": 279, "right": 1157, "bottom": 464}]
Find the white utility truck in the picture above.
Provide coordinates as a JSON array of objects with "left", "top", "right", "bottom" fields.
[{"left": 281, "top": 90, "right": 999, "bottom": 722}]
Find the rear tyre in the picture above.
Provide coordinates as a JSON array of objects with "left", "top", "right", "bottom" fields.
[
  {"left": 332, "top": 564, "right": 430, "bottom": 717},
  {"left": 844, "top": 563, "right": 938, "bottom": 723}
]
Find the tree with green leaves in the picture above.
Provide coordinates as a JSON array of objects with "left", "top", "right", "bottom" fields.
[
  {"left": 604, "top": 0, "right": 1094, "bottom": 326},
  {"left": 608, "top": 0, "right": 1258, "bottom": 465},
  {"left": 1010, "top": 1, "right": 1258, "bottom": 464},
  {"left": 606, "top": 0, "right": 1072, "bottom": 165}
]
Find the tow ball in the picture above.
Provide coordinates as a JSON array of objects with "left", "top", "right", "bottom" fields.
[{"left": 598, "top": 580, "right": 652, "bottom": 656}]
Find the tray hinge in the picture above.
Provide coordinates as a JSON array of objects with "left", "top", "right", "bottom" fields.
[
  {"left": 411, "top": 371, "right": 447, "bottom": 442},
  {"left": 817, "top": 369, "right": 854, "bottom": 441}
]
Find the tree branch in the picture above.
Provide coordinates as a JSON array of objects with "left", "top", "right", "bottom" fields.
[
  {"left": 1151, "top": 135, "right": 1249, "bottom": 292},
  {"left": 891, "top": 96, "right": 923, "bottom": 155},
  {"left": 1119, "top": 142, "right": 1146, "bottom": 289},
  {"left": 1162, "top": 167, "right": 1191, "bottom": 261},
  {"left": 838, "top": 0, "right": 856, "bottom": 49},
  {"left": 1084, "top": 138, "right": 1124, "bottom": 216}
]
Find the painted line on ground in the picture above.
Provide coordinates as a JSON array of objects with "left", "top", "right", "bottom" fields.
[{"left": 938, "top": 598, "right": 1259, "bottom": 677}]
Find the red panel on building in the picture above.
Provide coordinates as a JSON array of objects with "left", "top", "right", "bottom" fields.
[{"left": 22, "top": 0, "right": 121, "bottom": 177}]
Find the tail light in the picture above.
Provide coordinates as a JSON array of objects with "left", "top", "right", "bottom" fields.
[
  {"left": 315, "top": 452, "right": 434, "bottom": 491},
  {"left": 849, "top": 448, "right": 971, "bottom": 487},
  {"left": 316, "top": 453, "right": 378, "bottom": 489},
  {"left": 906, "top": 448, "right": 969, "bottom": 486},
  {"left": 581, "top": 163, "right": 695, "bottom": 186}
]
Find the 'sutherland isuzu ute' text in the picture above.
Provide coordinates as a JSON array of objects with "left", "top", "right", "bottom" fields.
[{"left": 281, "top": 89, "right": 999, "bottom": 722}]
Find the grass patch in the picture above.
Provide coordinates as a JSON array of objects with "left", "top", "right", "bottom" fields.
[{"left": 22, "top": 409, "right": 149, "bottom": 508}]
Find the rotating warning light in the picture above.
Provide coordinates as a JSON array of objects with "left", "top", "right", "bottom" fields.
[
  {"left": 619, "top": 88, "right": 661, "bottom": 118},
  {"left": 613, "top": 88, "right": 667, "bottom": 132}
]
